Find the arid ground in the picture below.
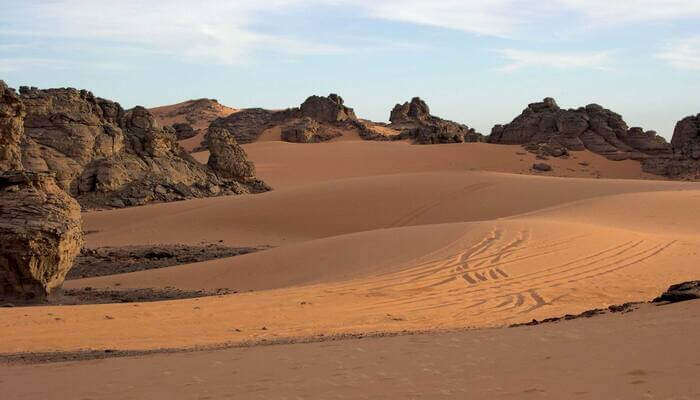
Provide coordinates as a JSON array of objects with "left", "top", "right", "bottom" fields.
[{"left": 2, "top": 138, "right": 699, "bottom": 399}]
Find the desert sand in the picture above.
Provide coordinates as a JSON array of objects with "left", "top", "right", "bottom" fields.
[{"left": 2, "top": 138, "right": 699, "bottom": 399}]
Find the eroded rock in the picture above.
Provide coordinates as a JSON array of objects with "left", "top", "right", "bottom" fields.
[
  {"left": 14, "top": 85, "right": 268, "bottom": 208},
  {"left": 642, "top": 114, "right": 700, "bottom": 178},
  {"left": 489, "top": 98, "right": 671, "bottom": 160},
  {"left": 0, "top": 171, "right": 84, "bottom": 300},
  {"left": 386, "top": 97, "right": 485, "bottom": 144},
  {"left": 281, "top": 117, "right": 342, "bottom": 143},
  {"left": 0, "top": 81, "right": 26, "bottom": 171}
]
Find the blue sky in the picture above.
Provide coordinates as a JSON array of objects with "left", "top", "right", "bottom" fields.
[{"left": 1, "top": 1, "right": 699, "bottom": 139}]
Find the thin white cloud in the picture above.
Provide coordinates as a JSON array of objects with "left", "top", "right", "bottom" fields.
[
  {"left": 496, "top": 49, "right": 614, "bottom": 72},
  {"left": 3, "top": 0, "right": 341, "bottom": 65},
  {"left": 656, "top": 36, "right": 700, "bottom": 70},
  {"left": 341, "top": 0, "right": 700, "bottom": 35}
]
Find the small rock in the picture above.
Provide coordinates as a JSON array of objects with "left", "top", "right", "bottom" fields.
[{"left": 532, "top": 163, "right": 552, "bottom": 172}]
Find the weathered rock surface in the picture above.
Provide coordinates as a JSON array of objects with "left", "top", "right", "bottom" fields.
[
  {"left": 281, "top": 117, "right": 343, "bottom": 143},
  {"left": 171, "top": 122, "right": 197, "bottom": 140},
  {"left": 385, "top": 97, "right": 485, "bottom": 144},
  {"left": 0, "top": 171, "right": 84, "bottom": 300},
  {"left": 0, "top": 81, "right": 25, "bottom": 171},
  {"left": 206, "top": 127, "right": 256, "bottom": 180},
  {"left": 15, "top": 85, "right": 268, "bottom": 209},
  {"left": 532, "top": 162, "right": 552, "bottom": 172},
  {"left": 642, "top": 114, "right": 700, "bottom": 178},
  {"left": 209, "top": 94, "right": 358, "bottom": 144},
  {"left": 488, "top": 98, "right": 671, "bottom": 160},
  {"left": 209, "top": 108, "right": 293, "bottom": 144},
  {"left": 653, "top": 281, "right": 700, "bottom": 303},
  {"left": 299, "top": 93, "right": 357, "bottom": 123}
]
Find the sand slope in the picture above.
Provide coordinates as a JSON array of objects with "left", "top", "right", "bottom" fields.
[{"left": 4, "top": 300, "right": 699, "bottom": 400}]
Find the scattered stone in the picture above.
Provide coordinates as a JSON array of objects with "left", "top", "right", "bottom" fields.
[
  {"left": 68, "top": 243, "right": 270, "bottom": 279},
  {"left": 532, "top": 163, "right": 552, "bottom": 172}
]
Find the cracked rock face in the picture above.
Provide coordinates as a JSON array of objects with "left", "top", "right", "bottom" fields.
[
  {"left": 387, "top": 97, "right": 485, "bottom": 144},
  {"left": 14, "top": 85, "right": 268, "bottom": 209},
  {"left": 0, "top": 171, "right": 84, "bottom": 300},
  {"left": 206, "top": 127, "right": 256, "bottom": 180},
  {"left": 0, "top": 81, "right": 26, "bottom": 171},
  {"left": 488, "top": 98, "right": 671, "bottom": 160},
  {"left": 209, "top": 94, "right": 357, "bottom": 144},
  {"left": 642, "top": 114, "right": 700, "bottom": 178},
  {"left": 281, "top": 117, "right": 342, "bottom": 143}
]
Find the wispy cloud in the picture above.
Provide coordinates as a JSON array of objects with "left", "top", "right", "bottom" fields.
[
  {"left": 2, "top": 0, "right": 342, "bottom": 66},
  {"left": 495, "top": 49, "right": 614, "bottom": 72},
  {"left": 656, "top": 36, "right": 700, "bottom": 70},
  {"left": 343, "top": 0, "right": 700, "bottom": 36}
]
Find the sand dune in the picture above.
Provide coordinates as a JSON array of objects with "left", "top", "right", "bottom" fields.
[
  {"left": 194, "top": 141, "right": 660, "bottom": 188},
  {"left": 83, "top": 171, "right": 694, "bottom": 248},
  {"left": 2, "top": 139, "right": 699, "bottom": 355}
]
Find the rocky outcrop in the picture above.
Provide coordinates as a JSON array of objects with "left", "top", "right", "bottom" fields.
[
  {"left": 209, "top": 94, "right": 358, "bottom": 144},
  {"left": 0, "top": 81, "right": 25, "bottom": 171},
  {"left": 488, "top": 98, "right": 671, "bottom": 160},
  {"left": 532, "top": 162, "right": 553, "bottom": 172},
  {"left": 642, "top": 114, "right": 700, "bottom": 178},
  {"left": 653, "top": 281, "right": 700, "bottom": 303},
  {"left": 206, "top": 127, "right": 255, "bottom": 180},
  {"left": 0, "top": 171, "right": 84, "bottom": 300},
  {"left": 386, "top": 97, "right": 485, "bottom": 144},
  {"left": 15, "top": 85, "right": 268, "bottom": 209},
  {"left": 299, "top": 94, "right": 356, "bottom": 123},
  {"left": 209, "top": 108, "right": 293, "bottom": 144},
  {"left": 281, "top": 117, "right": 342, "bottom": 143},
  {"left": 671, "top": 114, "right": 700, "bottom": 159},
  {"left": 171, "top": 123, "right": 197, "bottom": 140}
]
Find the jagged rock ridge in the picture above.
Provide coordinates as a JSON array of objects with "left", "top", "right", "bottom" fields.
[
  {"left": 209, "top": 93, "right": 361, "bottom": 144},
  {"left": 488, "top": 98, "right": 671, "bottom": 160},
  {"left": 385, "top": 97, "right": 485, "bottom": 144},
  {"left": 16, "top": 85, "right": 268, "bottom": 209}
]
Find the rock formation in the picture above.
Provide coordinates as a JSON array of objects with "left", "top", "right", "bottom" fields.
[
  {"left": 209, "top": 93, "right": 359, "bottom": 144},
  {"left": 299, "top": 94, "right": 357, "bottom": 123},
  {"left": 1, "top": 81, "right": 84, "bottom": 300},
  {"left": 206, "top": 127, "right": 256, "bottom": 180},
  {"left": 488, "top": 98, "right": 671, "bottom": 160},
  {"left": 15, "top": 85, "right": 268, "bottom": 209},
  {"left": 642, "top": 114, "right": 700, "bottom": 178},
  {"left": 386, "top": 97, "right": 485, "bottom": 144},
  {"left": 171, "top": 122, "right": 197, "bottom": 140},
  {"left": 0, "top": 81, "right": 25, "bottom": 171},
  {"left": 0, "top": 171, "right": 84, "bottom": 300},
  {"left": 653, "top": 281, "right": 700, "bottom": 303},
  {"left": 281, "top": 117, "right": 342, "bottom": 143}
]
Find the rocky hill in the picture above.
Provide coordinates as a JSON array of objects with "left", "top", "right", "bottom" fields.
[
  {"left": 488, "top": 98, "right": 671, "bottom": 161},
  {"left": 13, "top": 85, "right": 268, "bottom": 209},
  {"left": 209, "top": 93, "right": 380, "bottom": 144},
  {"left": 149, "top": 98, "right": 237, "bottom": 150}
]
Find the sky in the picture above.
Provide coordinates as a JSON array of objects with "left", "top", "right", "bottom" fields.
[{"left": 1, "top": 0, "right": 699, "bottom": 139}]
